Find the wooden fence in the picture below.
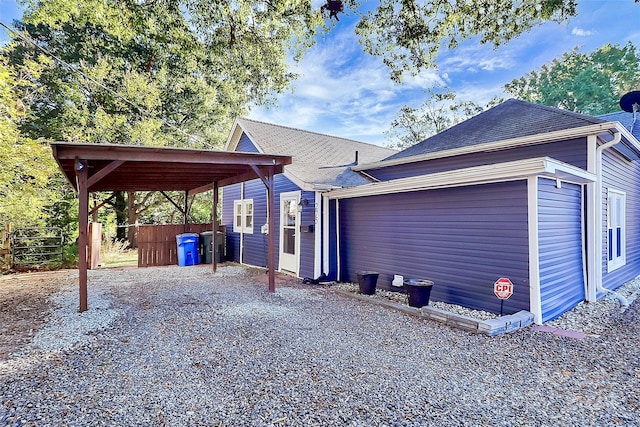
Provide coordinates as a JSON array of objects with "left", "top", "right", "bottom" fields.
[{"left": 137, "top": 224, "right": 213, "bottom": 267}]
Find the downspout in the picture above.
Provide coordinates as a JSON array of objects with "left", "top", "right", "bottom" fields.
[
  {"left": 313, "top": 190, "right": 322, "bottom": 279},
  {"left": 595, "top": 130, "right": 629, "bottom": 308},
  {"left": 336, "top": 198, "right": 341, "bottom": 281}
]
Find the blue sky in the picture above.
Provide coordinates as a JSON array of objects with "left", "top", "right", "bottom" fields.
[{"left": 2, "top": 0, "right": 640, "bottom": 146}]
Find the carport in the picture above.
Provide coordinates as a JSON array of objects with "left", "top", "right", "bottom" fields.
[{"left": 51, "top": 142, "right": 292, "bottom": 312}]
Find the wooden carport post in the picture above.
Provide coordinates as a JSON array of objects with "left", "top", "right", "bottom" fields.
[
  {"left": 212, "top": 181, "right": 218, "bottom": 273},
  {"left": 75, "top": 158, "right": 89, "bottom": 312},
  {"left": 251, "top": 165, "right": 276, "bottom": 292}
]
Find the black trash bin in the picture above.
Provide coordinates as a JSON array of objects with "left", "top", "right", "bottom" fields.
[
  {"left": 404, "top": 279, "right": 434, "bottom": 307},
  {"left": 357, "top": 271, "right": 379, "bottom": 295},
  {"left": 199, "top": 231, "right": 213, "bottom": 264},
  {"left": 215, "top": 231, "right": 225, "bottom": 263}
]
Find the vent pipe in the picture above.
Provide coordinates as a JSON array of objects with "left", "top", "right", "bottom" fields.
[{"left": 619, "top": 90, "right": 640, "bottom": 134}]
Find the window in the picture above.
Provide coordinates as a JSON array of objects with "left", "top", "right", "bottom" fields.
[
  {"left": 607, "top": 189, "right": 626, "bottom": 271},
  {"left": 233, "top": 199, "right": 254, "bottom": 234}
]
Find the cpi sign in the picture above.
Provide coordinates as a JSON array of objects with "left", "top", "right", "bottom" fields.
[{"left": 494, "top": 277, "right": 513, "bottom": 300}]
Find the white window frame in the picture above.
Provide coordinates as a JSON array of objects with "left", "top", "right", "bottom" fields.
[
  {"left": 233, "top": 199, "right": 254, "bottom": 234},
  {"left": 607, "top": 189, "right": 626, "bottom": 272}
]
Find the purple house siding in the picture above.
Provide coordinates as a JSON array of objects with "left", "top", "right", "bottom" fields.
[
  {"left": 240, "top": 180, "right": 268, "bottom": 268},
  {"left": 537, "top": 178, "right": 586, "bottom": 322},
  {"left": 271, "top": 175, "right": 317, "bottom": 279},
  {"left": 324, "top": 198, "right": 338, "bottom": 281},
  {"left": 337, "top": 181, "right": 530, "bottom": 315},
  {"left": 222, "top": 172, "right": 317, "bottom": 279},
  {"left": 601, "top": 149, "right": 640, "bottom": 290},
  {"left": 236, "top": 134, "right": 260, "bottom": 153},
  {"left": 223, "top": 183, "right": 241, "bottom": 262},
  {"left": 366, "top": 138, "right": 588, "bottom": 181},
  {"left": 298, "top": 189, "right": 317, "bottom": 279}
]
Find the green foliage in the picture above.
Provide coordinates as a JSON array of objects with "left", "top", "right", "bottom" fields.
[
  {"left": 4, "top": 0, "right": 323, "bottom": 242},
  {"left": 137, "top": 191, "right": 215, "bottom": 225},
  {"left": 355, "top": 0, "right": 578, "bottom": 81},
  {"left": 9, "top": 0, "right": 322, "bottom": 147},
  {"left": 0, "top": 52, "right": 59, "bottom": 227},
  {"left": 504, "top": 42, "right": 640, "bottom": 115},
  {"left": 385, "top": 88, "right": 493, "bottom": 149}
]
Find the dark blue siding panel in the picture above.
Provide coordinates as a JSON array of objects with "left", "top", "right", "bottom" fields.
[
  {"left": 601, "top": 149, "right": 640, "bottom": 290},
  {"left": 242, "top": 180, "right": 268, "bottom": 268},
  {"left": 223, "top": 184, "right": 241, "bottom": 262},
  {"left": 537, "top": 178, "right": 585, "bottom": 322},
  {"left": 236, "top": 133, "right": 260, "bottom": 153},
  {"left": 338, "top": 181, "right": 530, "bottom": 314},
  {"left": 299, "top": 190, "right": 317, "bottom": 279},
  {"left": 327, "top": 199, "right": 338, "bottom": 280},
  {"left": 368, "top": 138, "right": 587, "bottom": 181}
]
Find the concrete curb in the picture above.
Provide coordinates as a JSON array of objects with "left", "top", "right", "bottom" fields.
[{"left": 334, "top": 289, "right": 534, "bottom": 336}]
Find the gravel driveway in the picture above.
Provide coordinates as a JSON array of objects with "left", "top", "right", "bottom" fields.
[{"left": 1, "top": 265, "right": 639, "bottom": 426}]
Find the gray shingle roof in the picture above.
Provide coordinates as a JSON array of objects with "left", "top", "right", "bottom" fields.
[
  {"left": 598, "top": 111, "right": 640, "bottom": 141},
  {"left": 235, "top": 118, "right": 396, "bottom": 187},
  {"left": 384, "top": 99, "right": 607, "bottom": 161}
]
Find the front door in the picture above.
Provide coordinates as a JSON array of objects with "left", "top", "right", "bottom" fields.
[{"left": 279, "top": 191, "right": 300, "bottom": 274}]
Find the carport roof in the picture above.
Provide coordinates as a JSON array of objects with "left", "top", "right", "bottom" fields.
[
  {"left": 51, "top": 142, "right": 292, "bottom": 193},
  {"left": 51, "top": 141, "right": 290, "bottom": 312}
]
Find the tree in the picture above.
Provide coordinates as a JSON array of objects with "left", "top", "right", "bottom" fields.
[
  {"left": 11, "top": 0, "right": 321, "bottom": 146},
  {"left": 0, "top": 52, "right": 59, "bottom": 227},
  {"left": 504, "top": 42, "right": 640, "bottom": 115},
  {"left": 7, "top": 0, "right": 322, "bottom": 243},
  {"left": 354, "top": 0, "right": 580, "bottom": 81},
  {"left": 385, "top": 88, "right": 490, "bottom": 149}
]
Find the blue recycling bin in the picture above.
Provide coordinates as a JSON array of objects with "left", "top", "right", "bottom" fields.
[{"left": 176, "top": 233, "right": 199, "bottom": 266}]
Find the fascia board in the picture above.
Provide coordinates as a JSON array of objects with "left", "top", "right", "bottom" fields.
[
  {"left": 326, "top": 157, "right": 595, "bottom": 200},
  {"left": 611, "top": 122, "right": 640, "bottom": 158},
  {"left": 354, "top": 122, "right": 621, "bottom": 171},
  {"left": 539, "top": 158, "right": 597, "bottom": 183},
  {"left": 223, "top": 118, "right": 242, "bottom": 151},
  {"left": 283, "top": 170, "right": 315, "bottom": 192},
  {"left": 224, "top": 119, "right": 264, "bottom": 154},
  {"left": 614, "top": 122, "right": 640, "bottom": 147}
]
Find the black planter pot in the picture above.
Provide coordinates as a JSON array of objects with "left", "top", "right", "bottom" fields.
[
  {"left": 357, "top": 271, "right": 379, "bottom": 295},
  {"left": 404, "top": 279, "right": 434, "bottom": 308}
]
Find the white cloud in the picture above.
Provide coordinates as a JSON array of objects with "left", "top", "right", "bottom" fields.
[
  {"left": 441, "top": 44, "right": 516, "bottom": 73},
  {"left": 455, "top": 83, "right": 507, "bottom": 106},
  {"left": 248, "top": 1, "right": 635, "bottom": 147},
  {"left": 248, "top": 24, "right": 447, "bottom": 146},
  {"left": 572, "top": 27, "right": 595, "bottom": 37}
]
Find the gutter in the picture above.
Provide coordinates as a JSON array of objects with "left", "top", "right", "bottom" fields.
[
  {"left": 594, "top": 130, "right": 629, "bottom": 308},
  {"left": 326, "top": 157, "right": 595, "bottom": 200},
  {"left": 354, "top": 122, "right": 624, "bottom": 172}
]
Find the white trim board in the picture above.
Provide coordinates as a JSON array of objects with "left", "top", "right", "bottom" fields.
[
  {"left": 527, "top": 176, "right": 542, "bottom": 325},
  {"left": 326, "top": 157, "right": 596, "bottom": 200}
]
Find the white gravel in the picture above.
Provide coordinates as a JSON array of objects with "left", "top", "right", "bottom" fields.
[
  {"left": 1, "top": 265, "right": 639, "bottom": 426},
  {"left": 336, "top": 276, "right": 640, "bottom": 332}
]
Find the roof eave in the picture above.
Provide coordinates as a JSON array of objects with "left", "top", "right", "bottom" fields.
[
  {"left": 611, "top": 122, "right": 640, "bottom": 160},
  {"left": 327, "top": 157, "right": 596, "bottom": 200},
  {"left": 355, "top": 122, "right": 624, "bottom": 172}
]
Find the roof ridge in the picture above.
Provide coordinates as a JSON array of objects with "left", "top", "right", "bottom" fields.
[
  {"left": 238, "top": 117, "right": 396, "bottom": 152},
  {"left": 508, "top": 98, "right": 604, "bottom": 125}
]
